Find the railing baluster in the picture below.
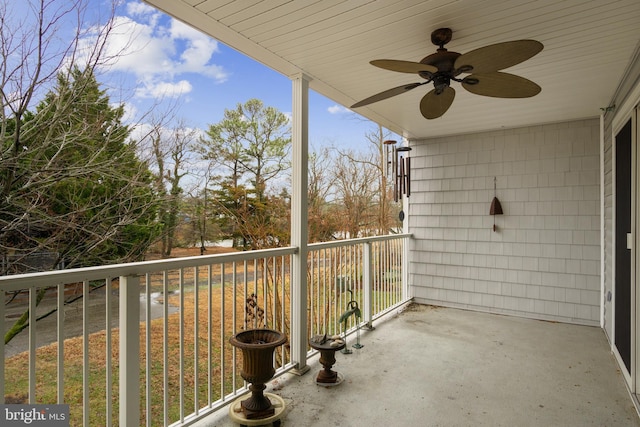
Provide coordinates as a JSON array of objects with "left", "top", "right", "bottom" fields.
[
  {"left": 406, "top": 237, "right": 410, "bottom": 299},
  {"left": 82, "top": 280, "right": 89, "bottom": 426},
  {"left": 331, "top": 248, "right": 336, "bottom": 334},
  {"left": 220, "top": 263, "right": 225, "bottom": 399},
  {"left": 208, "top": 264, "right": 213, "bottom": 405},
  {"left": 162, "top": 270, "right": 169, "bottom": 427},
  {"left": 0, "top": 290, "right": 4, "bottom": 400},
  {"left": 272, "top": 256, "right": 277, "bottom": 331},
  {"left": 322, "top": 248, "right": 327, "bottom": 334},
  {"left": 396, "top": 239, "right": 402, "bottom": 303},
  {"left": 243, "top": 259, "right": 248, "bottom": 329},
  {"left": 384, "top": 242, "right": 388, "bottom": 308},
  {"left": 360, "top": 244, "right": 364, "bottom": 314},
  {"left": 378, "top": 243, "right": 383, "bottom": 313},
  {"left": 340, "top": 246, "right": 345, "bottom": 328},
  {"left": 309, "top": 251, "right": 315, "bottom": 336},
  {"left": 391, "top": 240, "right": 396, "bottom": 303},
  {"left": 253, "top": 258, "right": 258, "bottom": 305},
  {"left": 388, "top": 241, "right": 392, "bottom": 305},
  {"left": 179, "top": 268, "right": 185, "bottom": 423},
  {"left": 281, "top": 255, "right": 286, "bottom": 360},
  {"left": 371, "top": 244, "right": 377, "bottom": 315},
  {"left": 105, "top": 278, "right": 112, "bottom": 426},
  {"left": 28, "top": 287, "right": 36, "bottom": 404},
  {"left": 364, "top": 242, "right": 373, "bottom": 328},
  {"left": 145, "top": 274, "right": 151, "bottom": 427},
  {"left": 231, "top": 261, "right": 237, "bottom": 389},
  {"left": 194, "top": 266, "right": 199, "bottom": 416},
  {"left": 262, "top": 258, "right": 268, "bottom": 327},
  {"left": 383, "top": 241, "right": 388, "bottom": 309},
  {"left": 57, "top": 283, "right": 64, "bottom": 405}
]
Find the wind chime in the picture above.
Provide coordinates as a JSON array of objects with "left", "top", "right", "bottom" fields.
[
  {"left": 383, "top": 140, "right": 412, "bottom": 203},
  {"left": 489, "top": 176, "right": 503, "bottom": 232}
]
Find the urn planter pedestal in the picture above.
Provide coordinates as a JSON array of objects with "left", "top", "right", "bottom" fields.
[
  {"left": 229, "top": 329, "right": 287, "bottom": 420},
  {"left": 309, "top": 337, "right": 346, "bottom": 386}
]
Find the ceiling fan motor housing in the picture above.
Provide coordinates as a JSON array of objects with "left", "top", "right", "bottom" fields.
[
  {"left": 421, "top": 50, "right": 460, "bottom": 72},
  {"left": 419, "top": 50, "right": 461, "bottom": 93}
]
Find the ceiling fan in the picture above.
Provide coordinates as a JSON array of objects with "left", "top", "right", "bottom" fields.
[{"left": 351, "top": 28, "right": 543, "bottom": 119}]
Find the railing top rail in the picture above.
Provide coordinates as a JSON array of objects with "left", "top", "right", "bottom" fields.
[
  {"left": 0, "top": 246, "right": 297, "bottom": 290},
  {"left": 0, "top": 233, "right": 412, "bottom": 291},
  {"left": 308, "top": 233, "right": 411, "bottom": 251}
]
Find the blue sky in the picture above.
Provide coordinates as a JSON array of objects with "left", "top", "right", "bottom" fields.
[{"left": 90, "top": 0, "right": 386, "bottom": 151}]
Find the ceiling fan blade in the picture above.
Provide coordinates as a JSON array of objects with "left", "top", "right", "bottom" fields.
[
  {"left": 371, "top": 59, "right": 438, "bottom": 74},
  {"left": 455, "top": 40, "right": 543, "bottom": 73},
  {"left": 420, "top": 87, "right": 455, "bottom": 119},
  {"left": 462, "top": 72, "right": 541, "bottom": 98},
  {"left": 351, "top": 82, "right": 424, "bottom": 108}
]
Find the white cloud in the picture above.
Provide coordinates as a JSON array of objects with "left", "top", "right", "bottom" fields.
[
  {"left": 119, "top": 101, "right": 138, "bottom": 123},
  {"left": 135, "top": 79, "right": 193, "bottom": 99},
  {"left": 85, "top": 1, "right": 228, "bottom": 100},
  {"left": 328, "top": 104, "right": 351, "bottom": 114},
  {"left": 171, "top": 20, "right": 226, "bottom": 79},
  {"left": 126, "top": 1, "right": 157, "bottom": 17}
]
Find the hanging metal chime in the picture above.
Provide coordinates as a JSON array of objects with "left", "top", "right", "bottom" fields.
[
  {"left": 395, "top": 146, "right": 411, "bottom": 202},
  {"left": 384, "top": 139, "right": 412, "bottom": 222},
  {"left": 490, "top": 176, "right": 503, "bottom": 231}
]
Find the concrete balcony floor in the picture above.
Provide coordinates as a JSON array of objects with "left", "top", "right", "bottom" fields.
[{"left": 199, "top": 304, "right": 640, "bottom": 427}]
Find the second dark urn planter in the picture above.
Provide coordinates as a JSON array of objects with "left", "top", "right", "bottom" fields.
[{"left": 229, "top": 329, "right": 287, "bottom": 420}]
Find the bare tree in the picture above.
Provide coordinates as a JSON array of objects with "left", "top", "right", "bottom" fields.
[
  {"left": 332, "top": 124, "right": 400, "bottom": 238},
  {"left": 333, "top": 148, "right": 379, "bottom": 238},
  {"left": 364, "top": 124, "right": 398, "bottom": 234},
  {"left": 308, "top": 147, "right": 340, "bottom": 242},
  {"left": 146, "top": 119, "right": 197, "bottom": 256}
]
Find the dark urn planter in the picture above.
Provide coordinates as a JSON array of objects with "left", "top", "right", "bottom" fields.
[{"left": 229, "top": 329, "right": 287, "bottom": 420}]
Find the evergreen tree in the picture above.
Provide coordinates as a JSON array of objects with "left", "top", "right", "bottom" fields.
[
  {"left": 0, "top": 67, "right": 160, "bottom": 273},
  {"left": 199, "top": 99, "right": 290, "bottom": 249}
]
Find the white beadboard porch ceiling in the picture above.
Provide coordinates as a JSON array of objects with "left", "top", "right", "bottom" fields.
[{"left": 144, "top": 0, "right": 640, "bottom": 140}]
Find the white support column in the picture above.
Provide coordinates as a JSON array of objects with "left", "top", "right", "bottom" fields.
[
  {"left": 119, "top": 275, "right": 140, "bottom": 426},
  {"left": 290, "top": 73, "right": 310, "bottom": 375}
]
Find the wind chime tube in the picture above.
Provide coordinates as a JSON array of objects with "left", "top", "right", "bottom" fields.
[
  {"left": 395, "top": 146, "right": 412, "bottom": 200},
  {"left": 383, "top": 139, "right": 397, "bottom": 179},
  {"left": 399, "top": 155, "right": 405, "bottom": 195},
  {"left": 393, "top": 146, "right": 399, "bottom": 202},
  {"left": 405, "top": 156, "right": 411, "bottom": 197},
  {"left": 384, "top": 144, "right": 389, "bottom": 177},
  {"left": 392, "top": 145, "right": 397, "bottom": 181},
  {"left": 387, "top": 146, "right": 391, "bottom": 177}
]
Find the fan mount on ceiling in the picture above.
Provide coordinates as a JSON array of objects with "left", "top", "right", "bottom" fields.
[{"left": 351, "top": 28, "right": 543, "bottom": 119}]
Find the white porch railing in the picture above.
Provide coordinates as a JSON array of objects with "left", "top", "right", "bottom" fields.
[{"left": 0, "top": 234, "right": 410, "bottom": 426}]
